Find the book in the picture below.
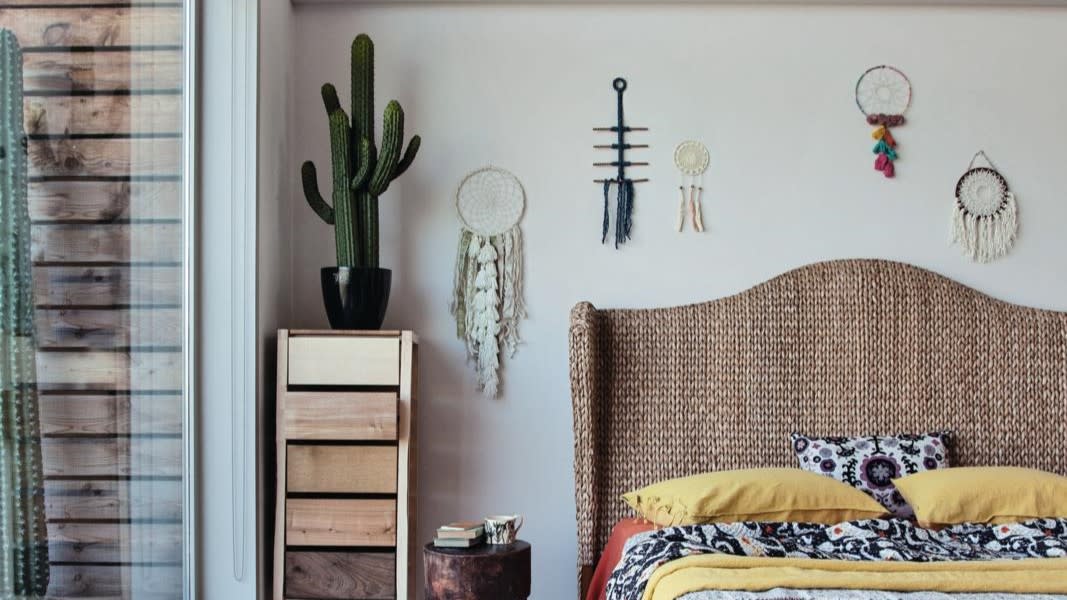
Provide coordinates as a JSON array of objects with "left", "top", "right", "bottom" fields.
[
  {"left": 433, "top": 535, "right": 484, "bottom": 548},
  {"left": 436, "top": 526, "right": 484, "bottom": 540},
  {"left": 437, "top": 520, "right": 483, "bottom": 531}
]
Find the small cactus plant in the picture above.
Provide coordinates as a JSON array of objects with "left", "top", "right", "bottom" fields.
[
  {"left": 0, "top": 28, "right": 50, "bottom": 595},
  {"left": 301, "top": 34, "right": 421, "bottom": 268}
]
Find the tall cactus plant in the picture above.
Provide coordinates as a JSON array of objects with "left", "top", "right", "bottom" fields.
[
  {"left": 301, "top": 34, "right": 421, "bottom": 268},
  {"left": 0, "top": 28, "right": 49, "bottom": 597}
]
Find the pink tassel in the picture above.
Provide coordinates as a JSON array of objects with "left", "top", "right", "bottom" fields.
[
  {"left": 874, "top": 154, "right": 889, "bottom": 171},
  {"left": 882, "top": 160, "right": 895, "bottom": 178}
]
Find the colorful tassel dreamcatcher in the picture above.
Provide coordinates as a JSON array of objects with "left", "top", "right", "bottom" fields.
[
  {"left": 855, "top": 65, "right": 911, "bottom": 178},
  {"left": 450, "top": 166, "right": 527, "bottom": 397},
  {"left": 951, "top": 151, "right": 1018, "bottom": 263}
]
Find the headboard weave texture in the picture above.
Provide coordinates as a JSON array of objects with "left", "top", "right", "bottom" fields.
[{"left": 569, "top": 259, "right": 1067, "bottom": 574}]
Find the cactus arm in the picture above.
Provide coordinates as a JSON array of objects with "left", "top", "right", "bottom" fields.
[
  {"left": 368, "top": 100, "right": 403, "bottom": 197},
  {"left": 300, "top": 161, "right": 335, "bottom": 225},
  {"left": 351, "top": 34, "right": 375, "bottom": 146},
  {"left": 391, "top": 134, "right": 420, "bottom": 180},
  {"left": 327, "top": 109, "right": 358, "bottom": 267},
  {"left": 351, "top": 136, "right": 374, "bottom": 191},
  {"left": 321, "top": 83, "right": 342, "bottom": 114}
]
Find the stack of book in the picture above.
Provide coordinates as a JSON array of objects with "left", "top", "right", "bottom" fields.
[{"left": 433, "top": 520, "right": 485, "bottom": 548}]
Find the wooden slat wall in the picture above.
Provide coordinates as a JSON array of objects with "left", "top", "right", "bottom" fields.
[{"left": 7, "top": 2, "right": 185, "bottom": 597}]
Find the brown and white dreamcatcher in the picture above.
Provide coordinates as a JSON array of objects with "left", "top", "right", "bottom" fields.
[
  {"left": 674, "top": 140, "right": 709, "bottom": 232},
  {"left": 855, "top": 65, "right": 911, "bottom": 178},
  {"left": 449, "top": 166, "right": 526, "bottom": 397},
  {"left": 951, "top": 151, "right": 1018, "bottom": 263}
]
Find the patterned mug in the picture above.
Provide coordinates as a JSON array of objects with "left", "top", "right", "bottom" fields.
[{"left": 484, "top": 514, "right": 524, "bottom": 545}]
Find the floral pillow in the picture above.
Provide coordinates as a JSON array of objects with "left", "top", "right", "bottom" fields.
[{"left": 790, "top": 432, "right": 952, "bottom": 518}]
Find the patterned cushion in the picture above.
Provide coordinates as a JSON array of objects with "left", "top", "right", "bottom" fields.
[{"left": 790, "top": 432, "right": 952, "bottom": 518}]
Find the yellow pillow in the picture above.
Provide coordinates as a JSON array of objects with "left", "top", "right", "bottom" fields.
[
  {"left": 622, "top": 468, "right": 888, "bottom": 527},
  {"left": 894, "top": 466, "right": 1067, "bottom": 526}
]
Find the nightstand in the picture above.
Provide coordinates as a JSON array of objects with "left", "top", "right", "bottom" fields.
[{"left": 423, "top": 541, "right": 531, "bottom": 600}]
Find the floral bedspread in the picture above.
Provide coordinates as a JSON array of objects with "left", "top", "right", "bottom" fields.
[{"left": 606, "top": 519, "right": 1067, "bottom": 600}]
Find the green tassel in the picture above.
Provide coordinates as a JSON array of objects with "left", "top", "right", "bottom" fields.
[{"left": 872, "top": 140, "right": 898, "bottom": 161}]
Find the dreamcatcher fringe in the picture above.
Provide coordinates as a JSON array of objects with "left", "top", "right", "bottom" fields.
[
  {"left": 450, "top": 226, "right": 525, "bottom": 397},
  {"left": 951, "top": 193, "right": 1018, "bottom": 263},
  {"left": 601, "top": 180, "right": 634, "bottom": 248}
]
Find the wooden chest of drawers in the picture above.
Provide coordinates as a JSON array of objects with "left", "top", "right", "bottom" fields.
[{"left": 274, "top": 330, "right": 417, "bottom": 600}]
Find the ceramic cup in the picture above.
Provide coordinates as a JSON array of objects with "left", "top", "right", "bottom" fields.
[{"left": 484, "top": 514, "right": 524, "bottom": 545}]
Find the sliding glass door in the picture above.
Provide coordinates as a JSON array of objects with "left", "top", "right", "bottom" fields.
[{"left": 0, "top": 2, "right": 192, "bottom": 598}]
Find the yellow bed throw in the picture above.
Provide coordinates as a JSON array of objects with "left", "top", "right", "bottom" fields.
[{"left": 642, "top": 555, "right": 1067, "bottom": 600}]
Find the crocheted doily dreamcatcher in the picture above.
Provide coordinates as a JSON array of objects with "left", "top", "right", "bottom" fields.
[
  {"left": 673, "top": 140, "right": 709, "bottom": 233},
  {"left": 951, "top": 151, "right": 1017, "bottom": 263},
  {"left": 450, "top": 167, "right": 527, "bottom": 397},
  {"left": 856, "top": 65, "right": 911, "bottom": 178}
]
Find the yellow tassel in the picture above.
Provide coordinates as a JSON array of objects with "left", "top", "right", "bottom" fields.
[{"left": 871, "top": 125, "right": 886, "bottom": 140}]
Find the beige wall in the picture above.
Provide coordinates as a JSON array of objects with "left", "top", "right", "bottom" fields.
[{"left": 280, "top": 4, "right": 1067, "bottom": 598}]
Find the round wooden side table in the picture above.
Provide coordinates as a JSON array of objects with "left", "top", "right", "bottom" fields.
[{"left": 424, "top": 540, "right": 531, "bottom": 600}]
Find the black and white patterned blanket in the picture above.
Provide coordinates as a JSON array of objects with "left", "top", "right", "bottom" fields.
[{"left": 606, "top": 519, "right": 1067, "bottom": 600}]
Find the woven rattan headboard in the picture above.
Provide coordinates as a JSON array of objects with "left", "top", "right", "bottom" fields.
[{"left": 568, "top": 258, "right": 1067, "bottom": 595}]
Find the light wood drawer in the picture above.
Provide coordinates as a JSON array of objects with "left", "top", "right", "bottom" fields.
[
  {"left": 287, "top": 445, "right": 397, "bottom": 494},
  {"left": 286, "top": 499, "right": 396, "bottom": 547},
  {"left": 284, "top": 392, "right": 396, "bottom": 440},
  {"left": 285, "top": 551, "right": 396, "bottom": 599},
  {"left": 288, "top": 336, "right": 400, "bottom": 386}
]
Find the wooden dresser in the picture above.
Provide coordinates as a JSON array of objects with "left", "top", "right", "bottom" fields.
[{"left": 274, "top": 330, "right": 417, "bottom": 600}]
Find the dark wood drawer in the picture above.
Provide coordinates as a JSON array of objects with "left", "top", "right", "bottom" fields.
[{"left": 285, "top": 551, "right": 395, "bottom": 599}]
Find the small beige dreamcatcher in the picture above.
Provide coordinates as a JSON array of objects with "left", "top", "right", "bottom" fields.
[
  {"left": 674, "top": 141, "right": 709, "bottom": 232},
  {"left": 449, "top": 166, "right": 527, "bottom": 397},
  {"left": 951, "top": 151, "right": 1018, "bottom": 263}
]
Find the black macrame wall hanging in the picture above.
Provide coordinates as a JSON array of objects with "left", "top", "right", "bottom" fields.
[{"left": 594, "top": 77, "right": 648, "bottom": 248}]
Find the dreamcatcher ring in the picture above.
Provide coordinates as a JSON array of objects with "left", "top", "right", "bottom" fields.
[
  {"left": 856, "top": 65, "right": 911, "bottom": 178},
  {"left": 456, "top": 166, "right": 526, "bottom": 237}
]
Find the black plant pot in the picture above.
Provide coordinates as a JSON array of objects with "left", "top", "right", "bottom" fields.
[{"left": 320, "top": 267, "right": 392, "bottom": 330}]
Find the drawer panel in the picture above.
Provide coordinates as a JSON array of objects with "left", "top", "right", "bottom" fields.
[
  {"left": 284, "top": 392, "right": 396, "bottom": 440},
  {"left": 286, "top": 499, "right": 396, "bottom": 547},
  {"left": 285, "top": 551, "right": 396, "bottom": 600},
  {"left": 288, "top": 445, "right": 397, "bottom": 494},
  {"left": 288, "top": 336, "right": 400, "bottom": 386}
]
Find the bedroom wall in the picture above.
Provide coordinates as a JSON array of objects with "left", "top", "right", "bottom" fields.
[{"left": 285, "top": 5, "right": 1067, "bottom": 598}]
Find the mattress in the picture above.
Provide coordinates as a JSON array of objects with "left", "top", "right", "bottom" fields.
[{"left": 602, "top": 519, "right": 1067, "bottom": 600}]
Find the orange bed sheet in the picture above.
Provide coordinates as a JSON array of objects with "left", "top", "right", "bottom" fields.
[{"left": 587, "top": 518, "right": 657, "bottom": 600}]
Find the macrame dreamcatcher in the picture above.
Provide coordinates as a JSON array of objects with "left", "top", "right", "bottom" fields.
[
  {"left": 951, "top": 151, "right": 1018, "bottom": 263},
  {"left": 855, "top": 65, "right": 911, "bottom": 178},
  {"left": 674, "top": 140, "right": 709, "bottom": 232},
  {"left": 450, "top": 166, "right": 527, "bottom": 398}
]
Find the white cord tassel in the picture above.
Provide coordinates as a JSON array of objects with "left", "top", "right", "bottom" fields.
[
  {"left": 471, "top": 241, "right": 500, "bottom": 396},
  {"left": 951, "top": 192, "right": 1018, "bottom": 263},
  {"left": 463, "top": 234, "right": 482, "bottom": 359},
  {"left": 499, "top": 227, "right": 526, "bottom": 358}
]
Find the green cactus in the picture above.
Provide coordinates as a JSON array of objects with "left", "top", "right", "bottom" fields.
[
  {"left": 301, "top": 33, "right": 421, "bottom": 268},
  {"left": 0, "top": 28, "right": 50, "bottom": 596}
]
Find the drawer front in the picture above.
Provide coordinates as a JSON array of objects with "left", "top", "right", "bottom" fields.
[
  {"left": 286, "top": 499, "right": 396, "bottom": 547},
  {"left": 284, "top": 392, "right": 397, "bottom": 440},
  {"left": 285, "top": 551, "right": 396, "bottom": 600},
  {"left": 287, "top": 445, "right": 397, "bottom": 494},
  {"left": 288, "top": 336, "right": 400, "bottom": 386}
]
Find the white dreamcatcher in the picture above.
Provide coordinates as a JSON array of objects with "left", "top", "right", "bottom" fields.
[
  {"left": 449, "top": 166, "right": 527, "bottom": 397},
  {"left": 673, "top": 141, "right": 709, "bottom": 232},
  {"left": 951, "top": 151, "right": 1018, "bottom": 263}
]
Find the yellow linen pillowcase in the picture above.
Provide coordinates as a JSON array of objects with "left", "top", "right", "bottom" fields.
[
  {"left": 893, "top": 466, "right": 1067, "bottom": 526},
  {"left": 622, "top": 467, "right": 888, "bottom": 527}
]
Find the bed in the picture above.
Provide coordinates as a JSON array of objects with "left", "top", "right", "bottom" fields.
[{"left": 568, "top": 259, "right": 1067, "bottom": 600}]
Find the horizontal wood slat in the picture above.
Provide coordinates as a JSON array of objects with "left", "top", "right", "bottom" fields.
[
  {"left": 37, "top": 308, "right": 181, "bottom": 349},
  {"left": 0, "top": 7, "right": 182, "bottom": 48},
  {"left": 49, "top": 564, "right": 181, "bottom": 600},
  {"left": 284, "top": 392, "right": 397, "bottom": 440},
  {"left": 45, "top": 479, "right": 182, "bottom": 521},
  {"left": 37, "top": 351, "right": 182, "bottom": 390},
  {"left": 285, "top": 499, "right": 397, "bottom": 547},
  {"left": 32, "top": 223, "right": 180, "bottom": 263},
  {"left": 29, "top": 138, "right": 180, "bottom": 177},
  {"left": 26, "top": 95, "right": 181, "bottom": 137},
  {"left": 48, "top": 522, "right": 181, "bottom": 563},
  {"left": 40, "top": 394, "right": 181, "bottom": 435},
  {"left": 23, "top": 49, "right": 182, "bottom": 93},
  {"left": 287, "top": 445, "right": 398, "bottom": 494},
  {"left": 285, "top": 552, "right": 396, "bottom": 600},
  {"left": 34, "top": 266, "right": 180, "bottom": 307},
  {"left": 43, "top": 437, "right": 181, "bottom": 477},
  {"left": 3, "top": 0, "right": 175, "bottom": 5},
  {"left": 30, "top": 180, "right": 181, "bottom": 222}
]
